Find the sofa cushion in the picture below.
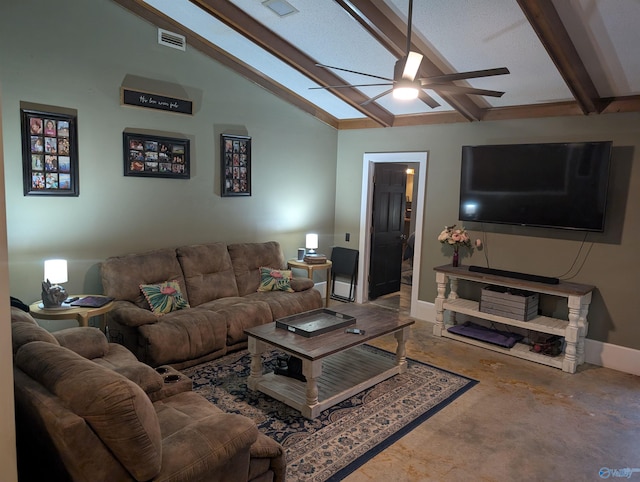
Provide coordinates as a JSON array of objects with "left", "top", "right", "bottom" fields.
[
  {"left": 177, "top": 242, "right": 240, "bottom": 306},
  {"left": 140, "top": 279, "right": 190, "bottom": 315},
  {"left": 228, "top": 241, "right": 285, "bottom": 296},
  {"left": 257, "top": 267, "right": 294, "bottom": 293},
  {"left": 11, "top": 320, "right": 59, "bottom": 354},
  {"left": 196, "top": 299, "right": 273, "bottom": 346},
  {"left": 53, "top": 327, "right": 109, "bottom": 359},
  {"left": 153, "top": 391, "right": 258, "bottom": 481},
  {"left": 101, "top": 247, "right": 188, "bottom": 308},
  {"left": 138, "top": 309, "right": 228, "bottom": 366},
  {"left": 15, "top": 342, "right": 163, "bottom": 481}
]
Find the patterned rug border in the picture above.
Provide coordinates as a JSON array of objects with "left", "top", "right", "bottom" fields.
[
  {"left": 183, "top": 345, "right": 478, "bottom": 481},
  {"left": 328, "top": 351, "right": 478, "bottom": 481}
]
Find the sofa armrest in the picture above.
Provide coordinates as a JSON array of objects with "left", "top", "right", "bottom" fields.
[
  {"left": 249, "top": 433, "right": 286, "bottom": 482},
  {"left": 159, "top": 413, "right": 258, "bottom": 480},
  {"left": 54, "top": 327, "right": 108, "bottom": 359},
  {"left": 113, "top": 363, "right": 164, "bottom": 395},
  {"left": 290, "top": 277, "right": 315, "bottom": 292},
  {"left": 109, "top": 300, "right": 157, "bottom": 327}
]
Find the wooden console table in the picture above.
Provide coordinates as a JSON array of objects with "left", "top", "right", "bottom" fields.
[{"left": 433, "top": 265, "right": 594, "bottom": 373}]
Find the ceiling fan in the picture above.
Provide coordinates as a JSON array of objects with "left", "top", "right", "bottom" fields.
[{"left": 311, "top": 0, "right": 510, "bottom": 107}]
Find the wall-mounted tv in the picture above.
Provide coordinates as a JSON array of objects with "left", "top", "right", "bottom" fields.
[{"left": 459, "top": 141, "right": 612, "bottom": 232}]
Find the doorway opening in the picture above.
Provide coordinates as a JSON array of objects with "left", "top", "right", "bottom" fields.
[{"left": 356, "top": 152, "right": 428, "bottom": 319}]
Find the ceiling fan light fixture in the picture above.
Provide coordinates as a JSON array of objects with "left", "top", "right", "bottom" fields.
[
  {"left": 393, "top": 80, "right": 420, "bottom": 100},
  {"left": 402, "top": 52, "right": 423, "bottom": 80}
]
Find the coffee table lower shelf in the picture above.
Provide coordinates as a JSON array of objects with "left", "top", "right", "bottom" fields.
[{"left": 248, "top": 345, "right": 402, "bottom": 419}]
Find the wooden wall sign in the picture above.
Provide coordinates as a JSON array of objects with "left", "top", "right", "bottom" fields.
[{"left": 121, "top": 88, "right": 193, "bottom": 115}]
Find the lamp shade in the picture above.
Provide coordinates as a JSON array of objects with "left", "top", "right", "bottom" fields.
[
  {"left": 44, "top": 259, "right": 68, "bottom": 284},
  {"left": 305, "top": 233, "right": 318, "bottom": 250}
]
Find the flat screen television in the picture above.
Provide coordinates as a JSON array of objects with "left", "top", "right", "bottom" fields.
[{"left": 459, "top": 141, "right": 612, "bottom": 232}]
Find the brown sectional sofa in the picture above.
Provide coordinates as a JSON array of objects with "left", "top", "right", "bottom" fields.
[
  {"left": 11, "top": 307, "right": 285, "bottom": 482},
  {"left": 101, "top": 241, "right": 323, "bottom": 369}
]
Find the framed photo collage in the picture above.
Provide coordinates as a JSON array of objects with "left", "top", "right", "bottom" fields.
[
  {"left": 123, "top": 132, "right": 190, "bottom": 179},
  {"left": 21, "top": 109, "right": 79, "bottom": 196}
]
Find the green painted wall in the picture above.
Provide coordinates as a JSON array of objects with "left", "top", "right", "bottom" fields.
[
  {"left": 2, "top": 0, "right": 639, "bottom": 351},
  {"left": 336, "top": 113, "right": 640, "bottom": 349},
  {"left": 1, "top": 0, "right": 338, "bottom": 317}
]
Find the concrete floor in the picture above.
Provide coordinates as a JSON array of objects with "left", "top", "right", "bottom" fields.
[{"left": 328, "top": 287, "right": 640, "bottom": 482}]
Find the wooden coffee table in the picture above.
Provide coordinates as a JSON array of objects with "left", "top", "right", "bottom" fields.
[{"left": 244, "top": 309, "right": 414, "bottom": 419}]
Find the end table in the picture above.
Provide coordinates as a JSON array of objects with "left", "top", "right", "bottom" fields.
[
  {"left": 29, "top": 295, "right": 114, "bottom": 329},
  {"left": 287, "top": 259, "right": 333, "bottom": 307}
]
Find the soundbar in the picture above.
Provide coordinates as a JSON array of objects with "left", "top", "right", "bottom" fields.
[{"left": 468, "top": 266, "right": 560, "bottom": 285}]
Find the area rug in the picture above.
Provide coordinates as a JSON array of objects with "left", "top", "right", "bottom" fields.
[{"left": 182, "top": 346, "right": 477, "bottom": 482}]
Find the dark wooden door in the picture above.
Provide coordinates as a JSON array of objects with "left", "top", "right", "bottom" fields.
[{"left": 369, "top": 163, "right": 407, "bottom": 299}]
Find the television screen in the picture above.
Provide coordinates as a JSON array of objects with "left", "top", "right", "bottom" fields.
[{"left": 459, "top": 141, "right": 612, "bottom": 231}]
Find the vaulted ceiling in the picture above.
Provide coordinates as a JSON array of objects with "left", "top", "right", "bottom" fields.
[{"left": 114, "top": 0, "right": 640, "bottom": 129}]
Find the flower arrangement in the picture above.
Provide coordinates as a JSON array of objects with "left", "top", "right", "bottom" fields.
[
  {"left": 438, "top": 224, "right": 482, "bottom": 267},
  {"left": 437, "top": 224, "right": 472, "bottom": 249}
]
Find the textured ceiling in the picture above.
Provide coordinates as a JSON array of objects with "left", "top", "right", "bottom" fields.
[{"left": 114, "top": 0, "right": 640, "bottom": 129}]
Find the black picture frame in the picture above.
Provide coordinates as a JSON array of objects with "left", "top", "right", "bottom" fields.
[
  {"left": 123, "top": 132, "right": 190, "bottom": 179},
  {"left": 221, "top": 134, "right": 251, "bottom": 196},
  {"left": 21, "top": 108, "right": 79, "bottom": 196}
]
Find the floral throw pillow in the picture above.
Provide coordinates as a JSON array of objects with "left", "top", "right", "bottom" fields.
[
  {"left": 257, "top": 267, "right": 294, "bottom": 293},
  {"left": 140, "top": 280, "right": 190, "bottom": 315}
]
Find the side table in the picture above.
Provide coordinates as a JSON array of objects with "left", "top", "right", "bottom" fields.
[
  {"left": 287, "top": 259, "right": 332, "bottom": 307},
  {"left": 29, "top": 295, "right": 114, "bottom": 329}
]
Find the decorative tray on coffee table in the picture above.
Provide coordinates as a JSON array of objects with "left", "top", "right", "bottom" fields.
[{"left": 275, "top": 308, "right": 355, "bottom": 337}]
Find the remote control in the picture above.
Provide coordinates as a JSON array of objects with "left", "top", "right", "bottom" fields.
[{"left": 346, "top": 328, "right": 365, "bottom": 335}]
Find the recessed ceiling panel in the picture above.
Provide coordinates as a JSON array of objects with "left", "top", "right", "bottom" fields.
[
  {"left": 388, "top": 0, "right": 574, "bottom": 106},
  {"left": 122, "top": 0, "right": 640, "bottom": 126},
  {"left": 553, "top": 0, "right": 640, "bottom": 97},
  {"left": 144, "top": 0, "right": 366, "bottom": 119},
  {"left": 228, "top": 0, "right": 448, "bottom": 114}
]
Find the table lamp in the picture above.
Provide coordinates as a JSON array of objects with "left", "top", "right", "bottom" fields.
[
  {"left": 42, "top": 259, "right": 68, "bottom": 307},
  {"left": 305, "top": 233, "right": 318, "bottom": 255}
]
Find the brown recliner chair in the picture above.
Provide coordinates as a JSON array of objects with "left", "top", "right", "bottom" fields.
[{"left": 11, "top": 307, "right": 285, "bottom": 481}]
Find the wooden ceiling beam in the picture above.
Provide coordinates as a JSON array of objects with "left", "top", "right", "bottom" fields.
[
  {"left": 190, "top": 0, "right": 395, "bottom": 127},
  {"left": 336, "top": 0, "right": 486, "bottom": 121},
  {"left": 517, "top": 0, "right": 608, "bottom": 115}
]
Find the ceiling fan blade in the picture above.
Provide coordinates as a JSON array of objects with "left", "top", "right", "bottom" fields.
[
  {"left": 316, "top": 63, "right": 394, "bottom": 82},
  {"left": 361, "top": 88, "right": 393, "bottom": 106},
  {"left": 309, "top": 83, "right": 394, "bottom": 90},
  {"left": 425, "top": 84, "right": 505, "bottom": 97},
  {"left": 420, "top": 67, "right": 510, "bottom": 84},
  {"left": 418, "top": 90, "right": 441, "bottom": 108}
]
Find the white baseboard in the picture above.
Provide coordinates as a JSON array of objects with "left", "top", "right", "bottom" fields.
[
  {"left": 313, "top": 281, "right": 327, "bottom": 297},
  {"left": 411, "top": 300, "right": 640, "bottom": 377},
  {"left": 332, "top": 280, "right": 356, "bottom": 300},
  {"left": 584, "top": 339, "right": 640, "bottom": 376}
]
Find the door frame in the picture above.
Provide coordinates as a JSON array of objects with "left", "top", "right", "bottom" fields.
[{"left": 357, "top": 151, "right": 428, "bottom": 318}]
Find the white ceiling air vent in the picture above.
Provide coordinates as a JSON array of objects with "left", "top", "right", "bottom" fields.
[
  {"left": 263, "top": 0, "right": 298, "bottom": 17},
  {"left": 158, "top": 28, "right": 186, "bottom": 51}
]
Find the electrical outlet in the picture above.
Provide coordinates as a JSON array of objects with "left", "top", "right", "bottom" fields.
[{"left": 345, "top": 233, "right": 350, "bottom": 242}]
